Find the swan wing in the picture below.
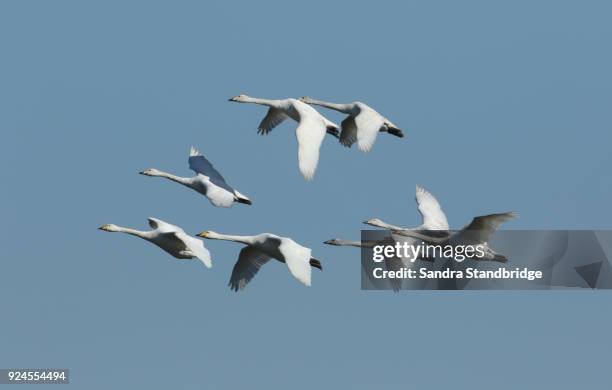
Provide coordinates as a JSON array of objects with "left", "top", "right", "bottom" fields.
[
  {"left": 339, "top": 116, "right": 358, "bottom": 147},
  {"left": 415, "top": 185, "right": 449, "bottom": 230},
  {"left": 188, "top": 147, "right": 233, "bottom": 192},
  {"left": 180, "top": 234, "right": 212, "bottom": 268},
  {"left": 354, "top": 107, "right": 385, "bottom": 152},
  {"left": 293, "top": 103, "right": 327, "bottom": 180},
  {"left": 229, "top": 246, "right": 271, "bottom": 291},
  {"left": 453, "top": 212, "right": 517, "bottom": 244},
  {"left": 279, "top": 239, "right": 312, "bottom": 286},
  {"left": 258, "top": 107, "right": 288, "bottom": 134}
]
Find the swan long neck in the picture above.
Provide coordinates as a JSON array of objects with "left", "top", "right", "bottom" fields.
[
  {"left": 115, "top": 226, "right": 150, "bottom": 239},
  {"left": 241, "top": 96, "right": 280, "bottom": 107},
  {"left": 367, "top": 220, "right": 406, "bottom": 231},
  {"left": 329, "top": 239, "right": 378, "bottom": 248},
  {"left": 207, "top": 232, "right": 256, "bottom": 245},
  {"left": 303, "top": 98, "right": 352, "bottom": 113},
  {"left": 151, "top": 170, "right": 191, "bottom": 185}
]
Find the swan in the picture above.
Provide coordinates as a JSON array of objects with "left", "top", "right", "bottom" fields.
[
  {"left": 229, "top": 94, "right": 340, "bottom": 180},
  {"left": 392, "top": 212, "right": 518, "bottom": 262},
  {"left": 98, "top": 218, "right": 212, "bottom": 268},
  {"left": 140, "top": 147, "right": 251, "bottom": 208},
  {"left": 196, "top": 230, "right": 322, "bottom": 291},
  {"left": 299, "top": 96, "right": 404, "bottom": 152},
  {"left": 364, "top": 185, "right": 450, "bottom": 234}
]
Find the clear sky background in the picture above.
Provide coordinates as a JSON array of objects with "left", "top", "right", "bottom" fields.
[{"left": 1, "top": 1, "right": 611, "bottom": 389}]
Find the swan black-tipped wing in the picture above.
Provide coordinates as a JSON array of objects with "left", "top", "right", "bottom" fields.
[
  {"left": 229, "top": 247, "right": 272, "bottom": 291},
  {"left": 188, "top": 147, "right": 233, "bottom": 192}
]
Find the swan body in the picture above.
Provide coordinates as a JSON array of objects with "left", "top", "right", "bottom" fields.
[
  {"left": 299, "top": 97, "right": 404, "bottom": 152},
  {"left": 229, "top": 94, "right": 340, "bottom": 180},
  {"left": 140, "top": 147, "right": 251, "bottom": 208},
  {"left": 392, "top": 212, "right": 518, "bottom": 262},
  {"left": 364, "top": 185, "right": 450, "bottom": 236},
  {"left": 99, "top": 218, "right": 212, "bottom": 268},
  {"left": 197, "top": 231, "right": 322, "bottom": 291}
]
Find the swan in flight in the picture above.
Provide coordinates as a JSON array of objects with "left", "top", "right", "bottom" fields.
[
  {"left": 197, "top": 230, "right": 322, "bottom": 291},
  {"left": 299, "top": 96, "right": 404, "bottom": 152},
  {"left": 99, "top": 218, "right": 212, "bottom": 268},
  {"left": 364, "top": 185, "right": 450, "bottom": 234},
  {"left": 393, "top": 212, "right": 518, "bottom": 262},
  {"left": 229, "top": 94, "right": 340, "bottom": 180},
  {"left": 140, "top": 147, "right": 251, "bottom": 208}
]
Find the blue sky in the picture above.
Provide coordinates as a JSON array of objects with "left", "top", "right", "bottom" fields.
[{"left": 1, "top": 0, "right": 611, "bottom": 389}]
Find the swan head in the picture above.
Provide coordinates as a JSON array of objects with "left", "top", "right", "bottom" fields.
[
  {"left": 363, "top": 218, "right": 385, "bottom": 228},
  {"left": 139, "top": 168, "right": 162, "bottom": 176},
  {"left": 196, "top": 230, "right": 214, "bottom": 238},
  {"left": 229, "top": 94, "right": 250, "bottom": 102},
  {"left": 323, "top": 239, "right": 342, "bottom": 246},
  {"left": 99, "top": 224, "right": 121, "bottom": 232}
]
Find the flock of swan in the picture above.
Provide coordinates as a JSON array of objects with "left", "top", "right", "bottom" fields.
[{"left": 99, "top": 95, "right": 515, "bottom": 292}]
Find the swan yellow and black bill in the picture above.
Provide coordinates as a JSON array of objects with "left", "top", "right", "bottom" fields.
[{"left": 196, "top": 231, "right": 211, "bottom": 238}]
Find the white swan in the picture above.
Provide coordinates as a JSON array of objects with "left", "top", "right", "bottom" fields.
[
  {"left": 196, "top": 230, "right": 322, "bottom": 291},
  {"left": 393, "top": 212, "right": 518, "bottom": 262},
  {"left": 364, "top": 185, "right": 449, "bottom": 233},
  {"left": 299, "top": 97, "right": 404, "bottom": 152},
  {"left": 99, "top": 218, "right": 212, "bottom": 268},
  {"left": 229, "top": 95, "right": 340, "bottom": 180},
  {"left": 140, "top": 147, "right": 251, "bottom": 208}
]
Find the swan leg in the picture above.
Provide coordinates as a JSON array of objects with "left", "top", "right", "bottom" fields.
[{"left": 309, "top": 258, "right": 323, "bottom": 270}]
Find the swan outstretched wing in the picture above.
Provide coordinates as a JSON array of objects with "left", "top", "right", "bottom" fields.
[
  {"left": 181, "top": 234, "right": 212, "bottom": 268},
  {"left": 293, "top": 104, "right": 327, "bottom": 180},
  {"left": 279, "top": 239, "right": 313, "bottom": 286},
  {"left": 453, "top": 212, "right": 517, "bottom": 244},
  {"left": 339, "top": 116, "right": 358, "bottom": 147},
  {"left": 258, "top": 107, "right": 287, "bottom": 134},
  {"left": 229, "top": 246, "right": 271, "bottom": 291},
  {"left": 354, "top": 107, "right": 385, "bottom": 152},
  {"left": 415, "top": 185, "right": 449, "bottom": 230},
  {"left": 188, "top": 147, "right": 233, "bottom": 192}
]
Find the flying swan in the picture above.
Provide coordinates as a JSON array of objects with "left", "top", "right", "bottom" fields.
[
  {"left": 196, "top": 230, "right": 322, "bottom": 291},
  {"left": 229, "top": 95, "right": 340, "bottom": 180},
  {"left": 299, "top": 96, "right": 404, "bottom": 152},
  {"left": 99, "top": 218, "right": 212, "bottom": 268},
  {"left": 392, "top": 212, "right": 518, "bottom": 262},
  {"left": 140, "top": 147, "right": 251, "bottom": 208}
]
